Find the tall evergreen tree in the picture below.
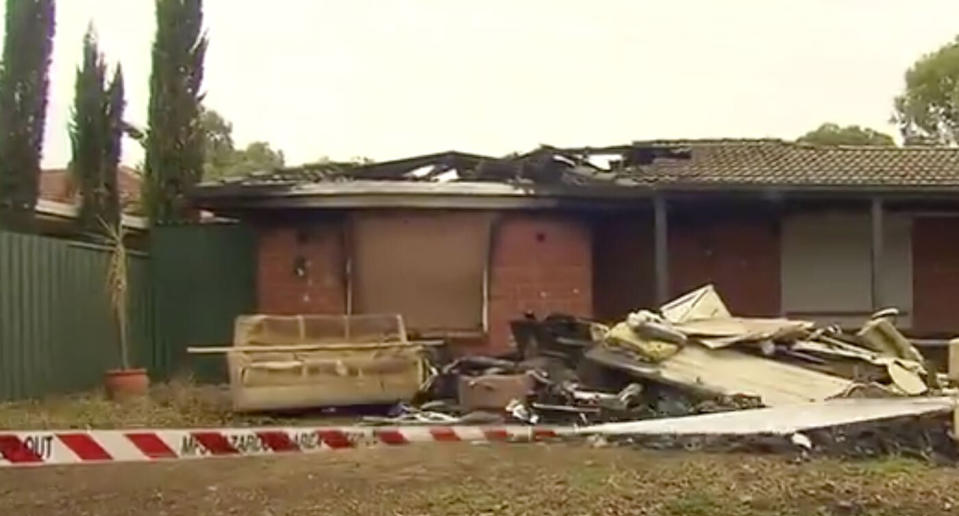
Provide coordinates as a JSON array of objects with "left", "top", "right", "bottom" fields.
[
  {"left": 69, "top": 28, "right": 124, "bottom": 231},
  {"left": 104, "top": 66, "right": 124, "bottom": 223},
  {"left": 144, "top": 0, "right": 207, "bottom": 222},
  {"left": 0, "top": 0, "right": 55, "bottom": 211}
]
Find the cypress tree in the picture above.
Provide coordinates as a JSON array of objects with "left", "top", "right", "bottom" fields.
[
  {"left": 0, "top": 0, "right": 55, "bottom": 211},
  {"left": 144, "top": 0, "right": 207, "bottom": 223},
  {"left": 69, "top": 28, "right": 124, "bottom": 231},
  {"left": 104, "top": 66, "right": 124, "bottom": 225}
]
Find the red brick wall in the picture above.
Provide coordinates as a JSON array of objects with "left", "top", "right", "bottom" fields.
[
  {"left": 487, "top": 213, "right": 593, "bottom": 352},
  {"left": 669, "top": 210, "right": 781, "bottom": 316},
  {"left": 256, "top": 220, "right": 347, "bottom": 314},
  {"left": 253, "top": 211, "right": 593, "bottom": 354},
  {"left": 913, "top": 217, "right": 959, "bottom": 334}
]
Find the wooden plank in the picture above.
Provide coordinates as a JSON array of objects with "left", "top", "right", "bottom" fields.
[
  {"left": 948, "top": 338, "right": 959, "bottom": 382},
  {"left": 187, "top": 340, "right": 445, "bottom": 354}
]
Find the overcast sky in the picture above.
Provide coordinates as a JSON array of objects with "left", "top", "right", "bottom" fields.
[{"left": 11, "top": 0, "right": 959, "bottom": 168}]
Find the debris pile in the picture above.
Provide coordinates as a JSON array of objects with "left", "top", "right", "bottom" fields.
[
  {"left": 363, "top": 285, "right": 955, "bottom": 433},
  {"left": 199, "top": 287, "right": 958, "bottom": 458},
  {"left": 587, "top": 285, "right": 939, "bottom": 405}
]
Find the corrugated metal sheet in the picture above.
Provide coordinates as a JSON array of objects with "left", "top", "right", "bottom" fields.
[
  {"left": 0, "top": 230, "right": 153, "bottom": 401},
  {"left": 150, "top": 223, "right": 256, "bottom": 382}
]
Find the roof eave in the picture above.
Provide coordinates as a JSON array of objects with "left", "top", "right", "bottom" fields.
[
  {"left": 35, "top": 199, "right": 149, "bottom": 231},
  {"left": 190, "top": 179, "right": 959, "bottom": 211},
  {"left": 191, "top": 180, "right": 654, "bottom": 210}
]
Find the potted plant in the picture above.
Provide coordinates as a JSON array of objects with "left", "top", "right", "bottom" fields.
[
  {"left": 69, "top": 28, "right": 145, "bottom": 399},
  {"left": 102, "top": 219, "right": 149, "bottom": 399}
]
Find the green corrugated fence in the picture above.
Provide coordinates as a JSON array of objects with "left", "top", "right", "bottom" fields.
[
  {"left": 0, "top": 231, "right": 153, "bottom": 400},
  {"left": 0, "top": 223, "right": 256, "bottom": 401},
  {"left": 150, "top": 223, "right": 256, "bottom": 383}
]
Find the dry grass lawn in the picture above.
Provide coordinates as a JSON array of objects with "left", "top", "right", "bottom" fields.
[
  {"left": 3, "top": 381, "right": 959, "bottom": 514},
  {"left": 2, "top": 443, "right": 958, "bottom": 515},
  {"left": 0, "top": 378, "right": 360, "bottom": 430}
]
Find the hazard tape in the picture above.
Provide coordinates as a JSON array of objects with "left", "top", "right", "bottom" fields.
[{"left": 0, "top": 425, "right": 570, "bottom": 467}]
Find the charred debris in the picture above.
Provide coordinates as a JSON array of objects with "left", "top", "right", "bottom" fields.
[
  {"left": 213, "top": 144, "right": 694, "bottom": 188},
  {"left": 380, "top": 285, "right": 955, "bottom": 430}
]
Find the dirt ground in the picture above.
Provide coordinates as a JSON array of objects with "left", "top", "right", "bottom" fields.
[{"left": 2, "top": 443, "right": 958, "bottom": 516}]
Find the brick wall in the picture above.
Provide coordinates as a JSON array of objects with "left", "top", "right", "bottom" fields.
[
  {"left": 253, "top": 211, "right": 593, "bottom": 354},
  {"left": 487, "top": 213, "right": 593, "bottom": 352},
  {"left": 669, "top": 208, "right": 781, "bottom": 316},
  {"left": 256, "top": 220, "right": 347, "bottom": 314},
  {"left": 250, "top": 208, "right": 959, "bottom": 344}
]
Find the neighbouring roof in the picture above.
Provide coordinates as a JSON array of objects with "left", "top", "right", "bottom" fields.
[
  {"left": 192, "top": 139, "right": 959, "bottom": 210},
  {"left": 35, "top": 198, "right": 148, "bottom": 231},
  {"left": 40, "top": 166, "right": 143, "bottom": 209}
]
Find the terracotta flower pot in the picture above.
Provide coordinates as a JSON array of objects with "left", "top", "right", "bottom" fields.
[{"left": 104, "top": 368, "right": 149, "bottom": 400}]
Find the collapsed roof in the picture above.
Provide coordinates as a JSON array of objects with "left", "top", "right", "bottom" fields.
[
  {"left": 192, "top": 139, "right": 959, "bottom": 210},
  {"left": 198, "top": 144, "right": 695, "bottom": 189}
]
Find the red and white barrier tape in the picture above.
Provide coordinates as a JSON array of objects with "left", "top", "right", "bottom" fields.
[{"left": 0, "top": 425, "right": 569, "bottom": 467}]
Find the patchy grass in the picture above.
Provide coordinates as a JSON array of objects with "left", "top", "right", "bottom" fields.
[
  {"left": 2, "top": 444, "right": 957, "bottom": 515},
  {"left": 0, "top": 377, "right": 235, "bottom": 430},
  {"left": 397, "top": 448, "right": 958, "bottom": 516},
  {"left": 3, "top": 382, "right": 958, "bottom": 514},
  {"left": 0, "top": 376, "right": 358, "bottom": 430}
]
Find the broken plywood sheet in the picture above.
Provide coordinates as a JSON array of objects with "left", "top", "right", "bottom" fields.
[
  {"left": 660, "top": 284, "right": 730, "bottom": 323},
  {"left": 791, "top": 339, "right": 884, "bottom": 362},
  {"left": 790, "top": 339, "right": 928, "bottom": 395},
  {"left": 580, "top": 397, "right": 956, "bottom": 436},
  {"left": 585, "top": 345, "right": 853, "bottom": 406},
  {"left": 886, "top": 361, "right": 928, "bottom": 395},
  {"left": 857, "top": 317, "right": 925, "bottom": 364},
  {"left": 674, "top": 317, "right": 813, "bottom": 349}
]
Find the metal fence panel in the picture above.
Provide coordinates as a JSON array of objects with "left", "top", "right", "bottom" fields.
[
  {"left": 0, "top": 222, "right": 255, "bottom": 401},
  {"left": 149, "top": 223, "right": 256, "bottom": 381},
  {"left": 0, "top": 230, "right": 153, "bottom": 401}
]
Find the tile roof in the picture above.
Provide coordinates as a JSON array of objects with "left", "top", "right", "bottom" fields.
[
  {"left": 333, "top": 140, "right": 959, "bottom": 189},
  {"left": 40, "top": 166, "right": 144, "bottom": 208},
  {"left": 625, "top": 139, "right": 959, "bottom": 188},
  {"left": 199, "top": 139, "right": 959, "bottom": 196}
]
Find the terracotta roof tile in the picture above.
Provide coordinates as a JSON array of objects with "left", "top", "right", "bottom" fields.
[
  {"left": 39, "top": 166, "right": 143, "bottom": 207},
  {"left": 629, "top": 139, "right": 959, "bottom": 188},
  {"left": 201, "top": 139, "right": 959, "bottom": 195}
]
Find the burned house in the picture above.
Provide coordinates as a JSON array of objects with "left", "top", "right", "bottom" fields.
[{"left": 192, "top": 139, "right": 959, "bottom": 355}]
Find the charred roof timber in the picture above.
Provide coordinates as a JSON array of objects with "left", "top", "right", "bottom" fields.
[
  {"left": 367, "top": 145, "right": 695, "bottom": 185},
  {"left": 192, "top": 139, "right": 959, "bottom": 210},
  {"left": 203, "top": 144, "right": 696, "bottom": 188}
]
